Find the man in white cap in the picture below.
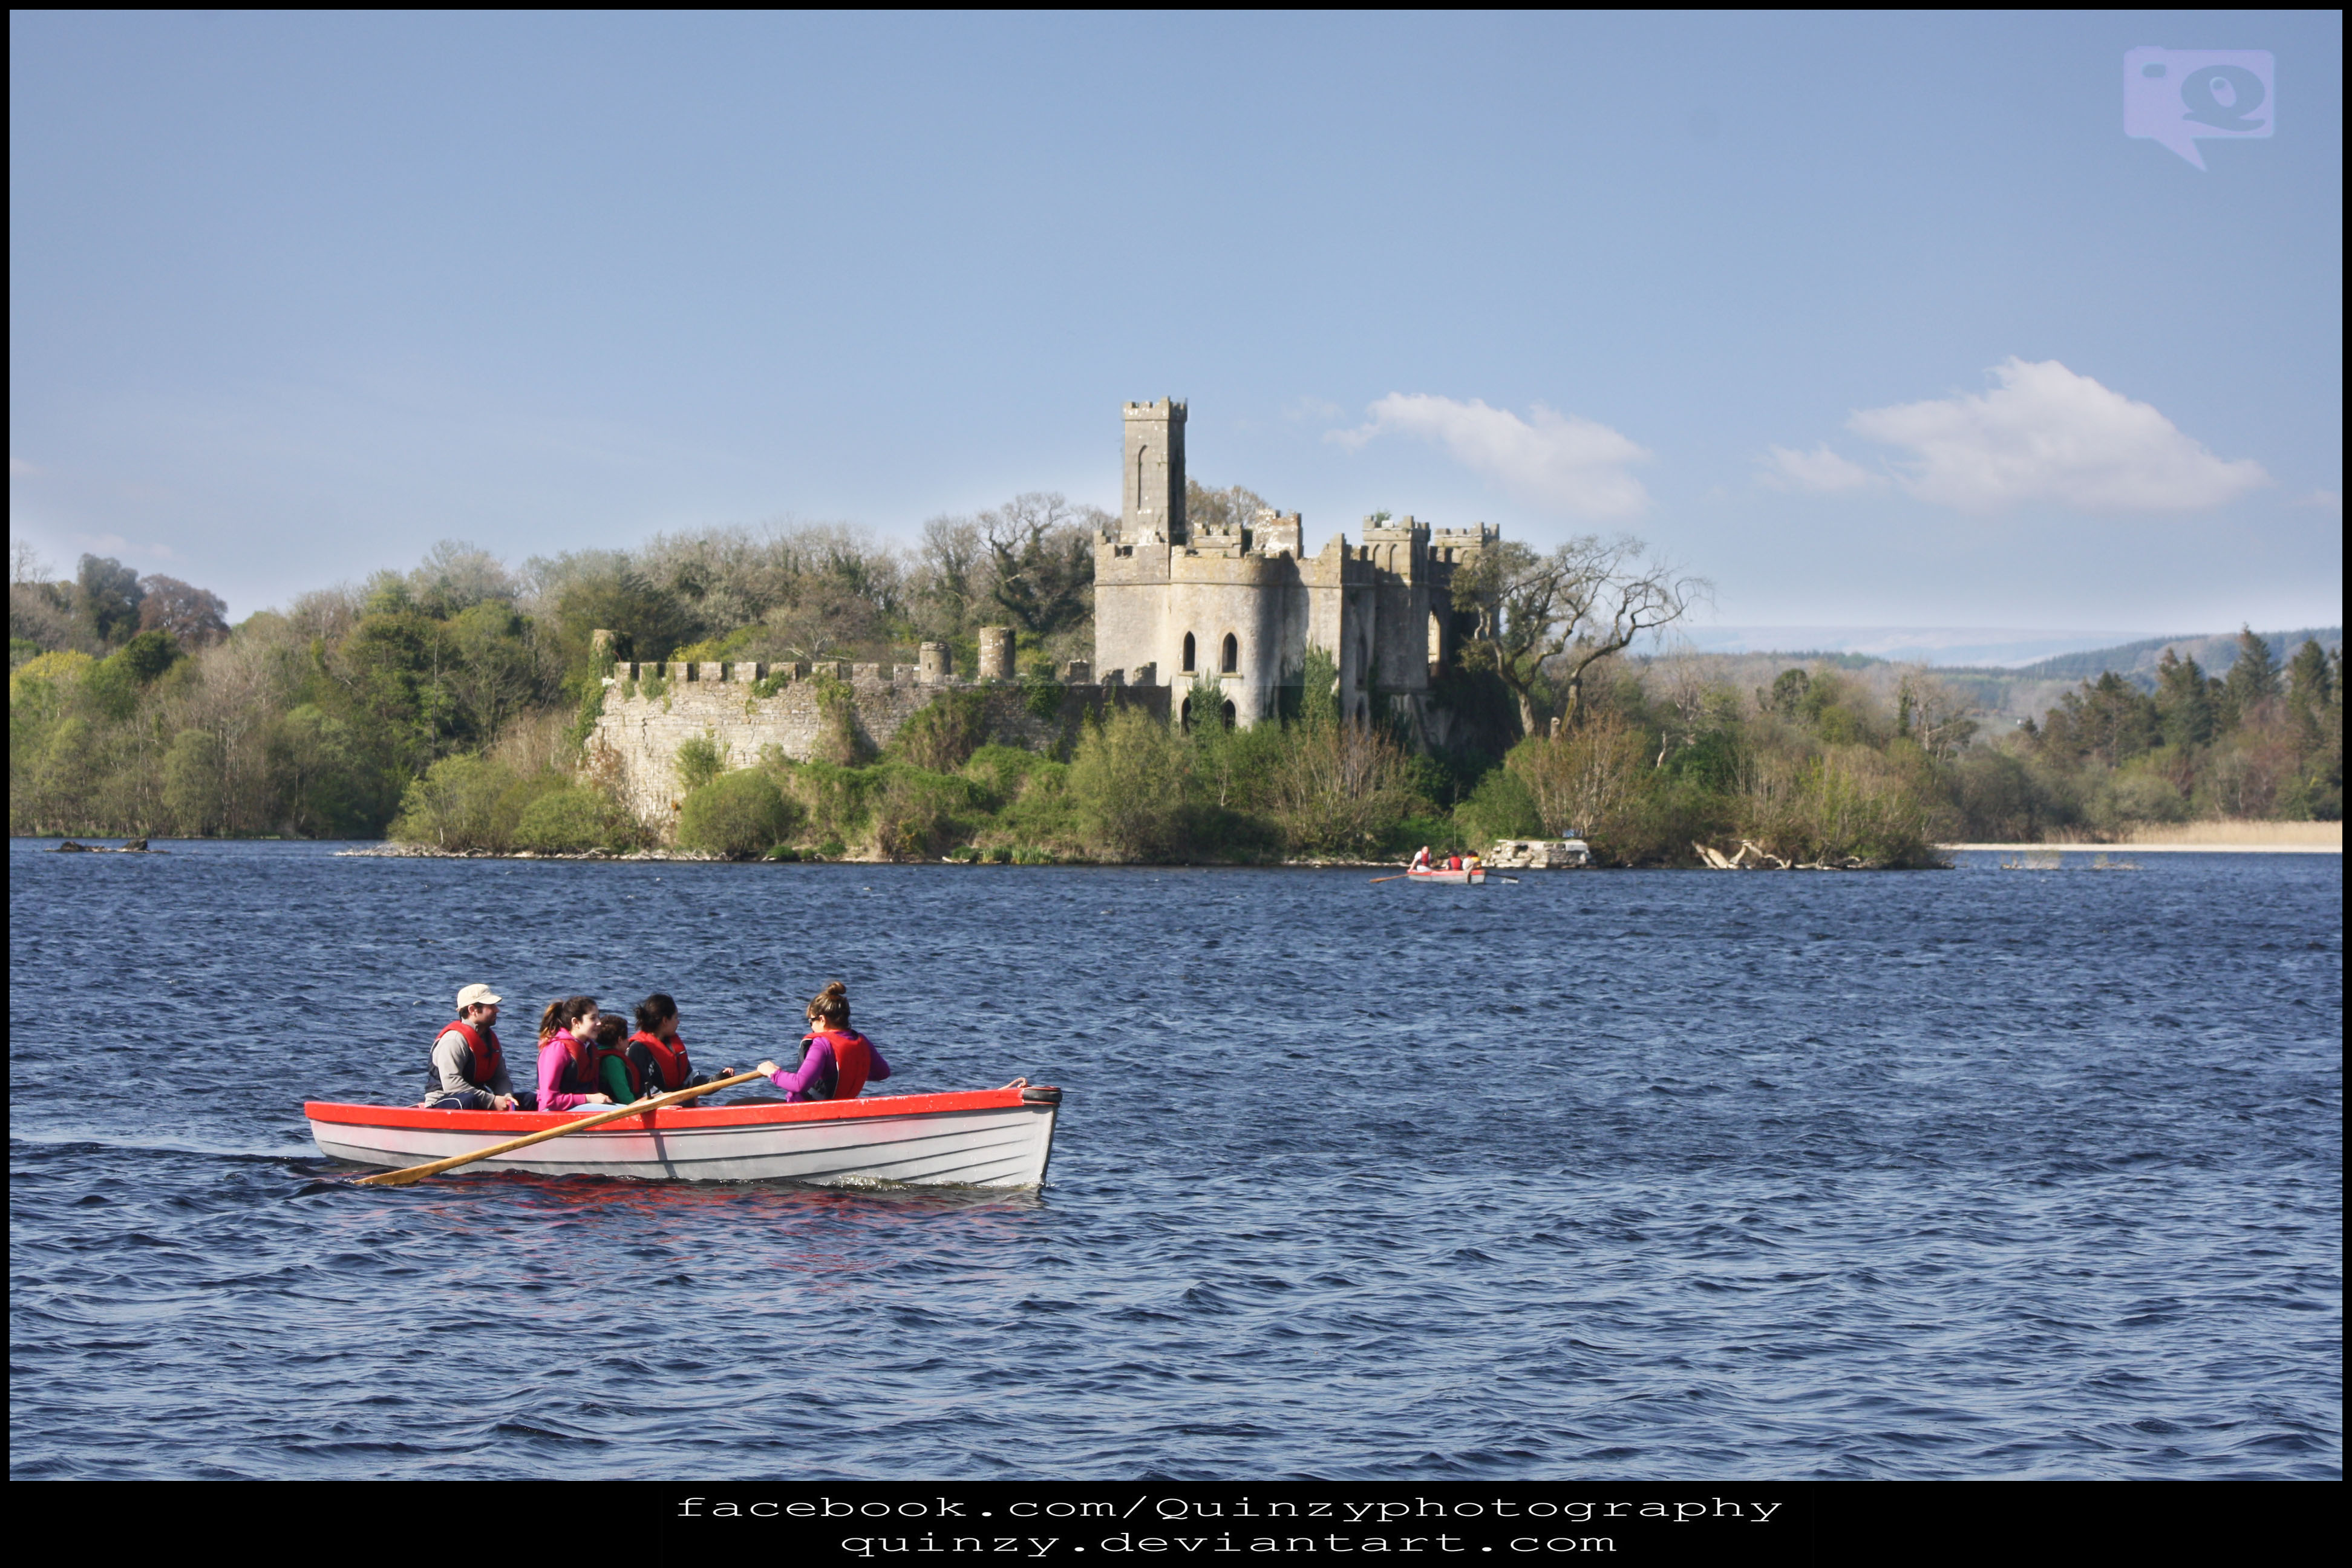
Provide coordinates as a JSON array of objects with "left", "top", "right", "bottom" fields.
[{"left": 422, "top": 983, "right": 524, "bottom": 1111}]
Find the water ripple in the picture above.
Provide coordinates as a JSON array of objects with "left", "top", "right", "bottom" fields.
[{"left": 6, "top": 841, "right": 2342, "bottom": 1478}]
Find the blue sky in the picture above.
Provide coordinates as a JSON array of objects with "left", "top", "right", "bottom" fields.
[{"left": 9, "top": 11, "right": 2342, "bottom": 638}]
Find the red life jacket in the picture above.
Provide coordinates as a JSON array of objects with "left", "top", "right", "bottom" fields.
[
  {"left": 545, "top": 1029, "right": 599, "bottom": 1097},
  {"left": 805, "top": 1030, "right": 872, "bottom": 1100},
  {"left": 427, "top": 1020, "right": 503, "bottom": 1093},
  {"left": 631, "top": 1030, "right": 692, "bottom": 1094},
  {"left": 593, "top": 1037, "right": 639, "bottom": 1098}
]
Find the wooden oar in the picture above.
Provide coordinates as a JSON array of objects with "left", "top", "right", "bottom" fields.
[
  {"left": 353, "top": 1068, "right": 772, "bottom": 1187},
  {"left": 1368, "top": 873, "right": 1413, "bottom": 883}
]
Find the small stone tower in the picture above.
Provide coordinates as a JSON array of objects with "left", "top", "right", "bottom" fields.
[{"left": 1122, "top": 399, "right": 1186, "bottom": 543}]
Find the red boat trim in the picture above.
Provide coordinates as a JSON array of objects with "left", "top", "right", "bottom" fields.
[{"left": 303, "top": 1086, "right": 1047, "bottom": 1134}]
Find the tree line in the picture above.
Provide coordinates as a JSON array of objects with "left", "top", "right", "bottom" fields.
[{"left": 10, "top": 509, "right": 2342, "bottom": 861}]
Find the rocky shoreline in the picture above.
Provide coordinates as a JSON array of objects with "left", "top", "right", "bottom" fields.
[{"left": 334, "top": 841, "right": 1414, "bottom": 868}]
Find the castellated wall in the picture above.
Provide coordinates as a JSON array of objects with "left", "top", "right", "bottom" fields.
[{"left": 589, "top": 659, "right": 1170, "bottom": 829}]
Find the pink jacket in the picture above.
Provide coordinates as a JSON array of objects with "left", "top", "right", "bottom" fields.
[{"left": 537, "top": 1030, "right": 600, "bottom": 1112}]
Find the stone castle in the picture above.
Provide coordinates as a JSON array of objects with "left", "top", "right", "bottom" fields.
[
  {"left": 589, "top": 399, "right": 1501, "bottom": 826},
  {"left": 1094, "top": 398, "right": 1495, "bottom": 742}
]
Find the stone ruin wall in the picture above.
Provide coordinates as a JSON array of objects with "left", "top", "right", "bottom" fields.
[{"left": 589, "top": 653, "right": 1171, "bottom": 831}]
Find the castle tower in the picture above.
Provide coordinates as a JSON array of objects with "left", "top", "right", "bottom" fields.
[{"left": 1122, "top": 399, "right": 1186, "bottom": 543}]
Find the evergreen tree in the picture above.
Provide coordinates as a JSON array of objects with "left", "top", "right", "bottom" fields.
[
  {"left": 2154, "top": 647, "right": 2216, "bottom": 748},
  {"left": 2285, "top": 638, "right": 2333, "bottom": 713},
  {"left": 2221, "top": 625, "right": 2281, "bottom": 722}
]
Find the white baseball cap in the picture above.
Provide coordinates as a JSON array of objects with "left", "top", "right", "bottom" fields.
[{"left": 457, "top": 983, "right": 503, "bottom": 1010}]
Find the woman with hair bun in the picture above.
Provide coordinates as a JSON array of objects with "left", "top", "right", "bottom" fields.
[{"left": 757, "top": 981, "right": 892, "bottom": 1103}]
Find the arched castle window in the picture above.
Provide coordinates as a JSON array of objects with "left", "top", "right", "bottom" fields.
[
  {"left": 1136, "top": 446, "right": 1152, "bottom": 514},
  {"left": 1221, "top": 633, "right": 1238, "bottom": 674},
  {"left": 1181, "top": 632, "right": 1196, "bottom": 673},
  {"left": 1220, "top": 699, "right": 1236, "bottom": 728},
  {"left": 1428, "top": 610, "right": 1443, "bottom": 673}
]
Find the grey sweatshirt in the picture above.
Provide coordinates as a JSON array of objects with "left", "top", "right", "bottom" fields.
[{"left": 430, "top": 1028, "right": 516, "bottom": 1100}]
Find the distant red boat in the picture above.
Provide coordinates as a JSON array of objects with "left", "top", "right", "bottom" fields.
[
  {"left": 305, "top": 1085, "right": 1062, "bottom": 1188},
  {"left": 1406, "top": 866, "right": 1486, "bottom": 884}
]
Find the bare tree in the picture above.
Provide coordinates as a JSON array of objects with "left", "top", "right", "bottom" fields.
[
  {"left": 1646, "top": 638, "right": 1716, "bottom": 768},
  {"left": 1893, "top": 667, "right": 1980, "bottom": 760},
  {"left": 979, "top": 492, "right": 1102, "bottom": 640},
  {"left": 908, "top": 514, "right": 991, "bottom": 639},
  {"left": 405, "top": 540, "right": 516, "bottom": 619},
  {"left": 1451, "top": 534, "right": 1707, "bottom": 737},
  {"left": 1184, "top": 479, "right": 1272, "bottom": 535}
]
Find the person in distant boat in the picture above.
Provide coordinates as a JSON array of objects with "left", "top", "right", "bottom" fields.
[
  {"left": 1445, "top": 851, "right": 1463, "bottom": 871},
  {"left": 422, "top": 982, "right": 524, "bottom": 1111},
  {"left": 536, "top": 995, "right": 615, "bottom": 1112},
  {"left": 1410, "top": 846, "right": 1431, "bottom": 870},
  {"left": 595, "top": 993, "right": 739, "bottom": 1105},
  {"left": 1462, "top": 849, "right": 1482, "bottom": 874},
  {"left": 757, "top": 981, "right": 892, "bottom": 1103}
]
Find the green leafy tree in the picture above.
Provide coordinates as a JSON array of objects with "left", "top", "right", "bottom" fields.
[
  {"left": 675, "top": 733, "right": 726, "bottom": 794},
  {"left": 515, "top": 785, "right": 630, "bottom": 853},
  {"left": 889, "top": 690, "right": 991, "bottom": 773},
  {"left": 1259, "top": 648, "right": 1426, "bottom": 856},
  {"left": 75, "top": 555, "right": 145, "bottom": 646},
  {"left": 162, "top": 729, "right": 227, "bottom": 835},
  {"left": 677, "top": 769, "right": 795, "bottom": 858},
  {"left": 542, "top": 556, "right": 696, "bottom": 668},
  {"left": 1067, "top": 705, "right": 1190, "bottom": 860},
  {"left": 389, "top": 754, "right": 541, "bottom": 851}
]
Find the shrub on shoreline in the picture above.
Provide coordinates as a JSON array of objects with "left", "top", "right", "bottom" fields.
[{"left": 677, "top": 769, "right": 796, "bottom": 859}]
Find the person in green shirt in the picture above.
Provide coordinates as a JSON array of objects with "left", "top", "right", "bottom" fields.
[
  {"left": 590, "top": 1008, "right": 742, "bottom": 1104},
  {"left": 591, "top": 1014, "right": 644, "bottom": 1103}
]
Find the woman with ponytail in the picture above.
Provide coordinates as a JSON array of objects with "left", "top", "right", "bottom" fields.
[
  {"left": 535, "top": 995, "right": 615, "bottom": 1112},
  {"left": 757, "top": 981, "right": 892, "bottom": 1103}
]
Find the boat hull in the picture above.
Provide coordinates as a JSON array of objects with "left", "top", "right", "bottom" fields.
[
  {"left": 305, "top": 1086, "right": 1060, "bottom": 1189},
  {"left": 1406, "top": 867, "right": 1486, "bottom": 883}
]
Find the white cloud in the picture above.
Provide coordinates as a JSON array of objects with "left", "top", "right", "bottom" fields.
[
  {"left": 1760, "top": 443, "right": 1878, "bottom": 494},
  {"left": 9, "top": 456, "right": 38, "bottom": 477},
  {"left": 1844, "top": 358, "right": 2269, "bottom": 512},
  {"left": 1331, "top": 394, "right": 1651, "bottom": 518},
  {"left": 2292, "top": 489, "right": 2342, "bottom": 514}
]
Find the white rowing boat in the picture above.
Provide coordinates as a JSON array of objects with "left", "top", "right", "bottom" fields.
[{"left": 305, "top": 1085, "right": 1062, "bottom": 1188}]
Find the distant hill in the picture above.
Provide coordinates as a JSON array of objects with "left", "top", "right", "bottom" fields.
[
  {"left": 1948, "top": 626, "right": 2343, "bottom": 686},
  {"left": 1658, "top": 626, "right": 2344, "bottom": 730}
]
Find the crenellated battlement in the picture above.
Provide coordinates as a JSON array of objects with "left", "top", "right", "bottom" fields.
[{"left": 589, "top": 632, "right": 1170, "bottom": 831}]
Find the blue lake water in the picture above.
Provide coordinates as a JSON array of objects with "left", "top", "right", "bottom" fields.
[{"left": 7, "top": 840, "right": 2341, "bottom": 1480}]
